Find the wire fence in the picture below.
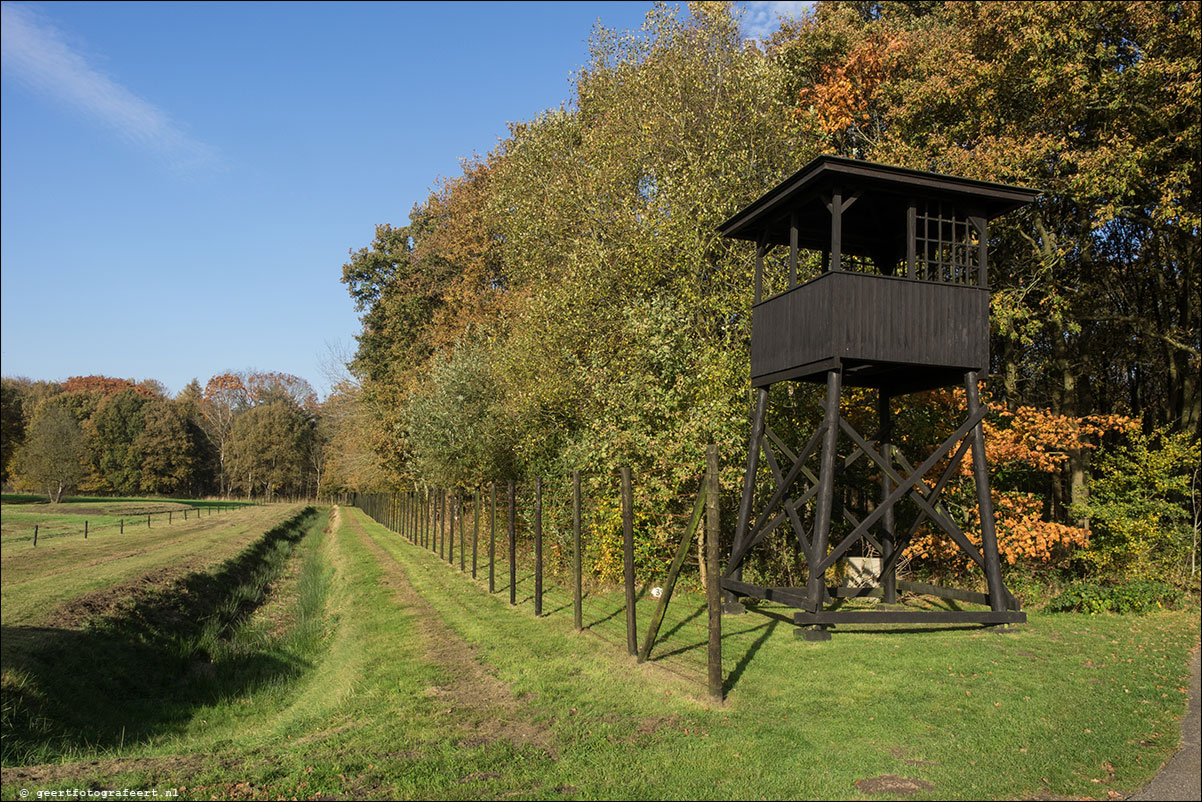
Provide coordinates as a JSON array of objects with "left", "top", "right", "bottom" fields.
[
  {"left": 346, "top": 447, "right": 724, "bottom": 700},
  {"left": 16, "top": 503, "right": 251, "bottom": 547}
]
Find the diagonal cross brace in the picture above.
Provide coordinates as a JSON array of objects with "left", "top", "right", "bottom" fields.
[
  {"left": 836, "top": 416, "right": 985, "bottom": 570},
  {"left": 815, "top": 407, "right": 986, "bottom": 574},
  {"left": 761, "top": 438, "right": 814, "bottom": 559},
  {"left": 726, "top": 423, "right": 826, "bottom": 574}
]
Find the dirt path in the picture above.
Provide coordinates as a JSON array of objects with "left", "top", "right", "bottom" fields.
[{"left": 341, "top": 506, "right": 557, "bottom": 757}]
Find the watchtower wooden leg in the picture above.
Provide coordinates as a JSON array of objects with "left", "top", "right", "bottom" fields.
[
  {"left": 727, "top": 388, "right": 769, "bottom": 614},
  {"left": 806, "top": 369, "right": 842, "bottom": 612},
  {"left": 966, "top": 371, "right": 1007, "bottom": 613},
  {"left": 879, "top": 390, "right": 897, "bottom": 604}
]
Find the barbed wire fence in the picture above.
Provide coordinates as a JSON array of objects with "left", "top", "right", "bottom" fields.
[{"left": 350, "top": 446, "right": 724, "bottom": 700}]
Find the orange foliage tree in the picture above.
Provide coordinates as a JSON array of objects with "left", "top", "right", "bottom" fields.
[{"left": 904, "top": 389, "right": 1135, "bottom": 572}]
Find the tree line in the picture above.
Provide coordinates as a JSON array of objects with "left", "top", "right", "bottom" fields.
[
  {"left": 1, "top": 372, "right": 326, "bottom": 502},
  {"left": 332, "top": 2, "right": 1198, "bottom": 584}
]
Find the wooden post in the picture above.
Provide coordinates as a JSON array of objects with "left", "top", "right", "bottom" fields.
[
  {"left": 34, "top": 524, "right": 38, "bottom": 547},
  {"left": 966, "top": 372, "right": 1007, "bottom": 613},
  {"left": 789, "top": 211, "right": 799, "bottom": 286},
  {"left": 120, "top": 518, "right": 124, "bottom": 534},
  {"left": 84, "top": 520, "right": 88, "bottom": 539},
  {"left": 147, "top": 514, "right": 151, "bottom": 528},
  {"left": 448, "top": 490, "right": 455, "bottom": 565},
  {"left": 880, "top": 390, "right": 897, "bottom": 604},
  {"left": 458, "top": 490, "right": 465, "bottom": 572},
  {"left": 472, "top": 487, "right": 479, "bottom": 579},
  {"left": 830, "top": 187, "right": 843, "bottom": 272},
  {"left": 706, "top": 445, "right": 723, "bottom": 702},
  {"left": 622, "top": 466, "right": 637, "bottom": 656},
  {"left": 508, "top": 480, "right": 517, "bottom": 605},
  {"left": 169, "top": 511, "right": 172, "bottom": 524},
  {"left": 728, "top": 388, "right": 768, "bottom": 613},
  {"left": 806, "top": 370, "right": 842, "bottom": 615},
  {"left": 489, "top": 483, "right": 497, "bottom": 593},
  {"left": 534, "top": 478, "right": 543, "bottom": 616},
  {"left": 573, "top": 469, "right": 582, "bottom": 631}
]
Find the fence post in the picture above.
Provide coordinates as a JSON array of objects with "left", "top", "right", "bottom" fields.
[
  {"left": 147, "top": 514, "right": 151, "bottom": 529},
  {"left": 120, "top": 518, "right": 124, "bottom": 534},
  {"left": 458, "top": 489, "right": 465, "bottom": 571},
  {"left": 535, "top": 478, "right": 543, "bottom": 617},
  {"left": 33, "top": 524, "right": 38, "bottom": 547},
  {"left": 573, "top": 469, "right": 582, "bottom": 631},
  {"left": 448, "top": 490, "right": 455, "bottom": 565},
  {"left": 489, "top": 483, "right": 497, "bottom": 593},
  {"left": 508, "top": 480, "right": 516, "bottom": 605},
  {"left": 472, "top": 487, "right": 479, "bottom": 579},
  {"left": 622, "top": 466, "right": 637, "bottom": 657},
  {"left": 84, "top": 520, "right": 88, "bottom": 539},
  {"left": 169, "top": 511, "right": 172, "bottom": 525},
  {"left": 706, "top": 444, "right": 723, "bottom": 703}
]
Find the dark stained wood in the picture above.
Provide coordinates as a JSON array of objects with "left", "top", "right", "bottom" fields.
[
  {"left": 795, "top": 609, "right": 1026, "bottom": 625},
  {"left": 750, "top": 271, "right": 989, "bottom": 390},
  {"left": 705, "top": 445, "right": 723, "bottom": 702},
  {"left": 573, "top": 470, "right": 582, "bottom": 631},
  {"left": 721, "top": 577, "right": 812, "bottom": 610},
  {"left": 534, "top": 478, "right": 543, "bottom": 617},
  {"left": 489, "top": 483, "right": 497, "bottom": 593},
  {"left": 622, "top": 467, "right": 637, "bottom": 656},
  {"left": 640, "top": 479, "right": 707, "bottom": 663},
  {"left": 968, "top": 372, "right": 1007, "bottom": 612},
  {"left": 508, "top": 480, "right": 516, "bottom": 606},
  {"left": 718, "top": 154, "right": 1038, "bottom": 246}
]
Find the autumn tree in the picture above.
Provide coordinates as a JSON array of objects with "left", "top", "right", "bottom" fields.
[
  {"left": 200, "top": 373, "right": 250, "bottom": 497},
  {"left": 226, "top": 400, "right": 315, "bottom": 500}
]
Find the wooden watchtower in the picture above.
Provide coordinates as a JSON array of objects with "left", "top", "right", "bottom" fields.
[{"left": 717, "top": 155, "right": 1038, "bottom": 639}]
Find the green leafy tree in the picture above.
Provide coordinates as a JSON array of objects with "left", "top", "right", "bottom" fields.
[
  {"left": 88, "top": 389, "right": 148, "bottom": 494},
  {"left": 1, "top": 378, "right": 29, "bottom": 484},
  {"left": 13, "top": 405, "right": 87, "bottom": 502},
  {"left": 136, "top": 399, "right": 197, "bottom": 496}
]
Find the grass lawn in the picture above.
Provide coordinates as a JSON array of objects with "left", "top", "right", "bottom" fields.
[
  {"left": 1, "top": 496, "right": 257, "bottom": 548},
  {"left": 0, "top": 504, "right": 1197, "bottom": 800}
]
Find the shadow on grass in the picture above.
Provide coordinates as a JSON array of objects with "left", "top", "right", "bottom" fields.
[{"left": 0, "top": 508, "right": 318, "bottom": 764}]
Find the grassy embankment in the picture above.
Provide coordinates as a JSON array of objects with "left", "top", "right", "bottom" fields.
[{"left": 1, "top": 504, "right": 1197, "bottom": 800}]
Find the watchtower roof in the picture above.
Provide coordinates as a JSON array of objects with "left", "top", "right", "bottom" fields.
[{"left": 718, "top": 155, "right": 1039, "bottom": 247}]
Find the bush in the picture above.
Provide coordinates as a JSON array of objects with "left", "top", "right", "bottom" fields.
[{"left": 1048, "top": 579, "right": 1182, "bottom": 614}]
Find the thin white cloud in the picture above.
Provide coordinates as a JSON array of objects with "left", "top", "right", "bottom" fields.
[
  {"left": 1, "top": 2, "right": 219, "bottom": 172},
  {"left": 740, "top": 1, "right": 814, "bottom": 43}
]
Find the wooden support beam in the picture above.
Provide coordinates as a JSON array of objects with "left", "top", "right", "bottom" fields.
[
  {"left": 640, "top": 479, "right": 707, "bottom": 663},
  {"left": 794, "top": 609, "right": 1026, "bottom": 626},
  {"left": 722, "top": 577, "right": 814, "bottom": 611}
]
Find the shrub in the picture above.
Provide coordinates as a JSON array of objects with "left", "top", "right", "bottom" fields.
[{"left": 1047, "top": 579, "right": 1182, "bottom": 614}]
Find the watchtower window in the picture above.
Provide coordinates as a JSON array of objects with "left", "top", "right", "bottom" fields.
[{"left": 912, "top": 200, "right": 986, "bottom": 286}]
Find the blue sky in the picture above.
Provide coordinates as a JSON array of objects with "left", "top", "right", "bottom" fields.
[{"left": 2, "top": 1, "right": 808, "bottom": 398}]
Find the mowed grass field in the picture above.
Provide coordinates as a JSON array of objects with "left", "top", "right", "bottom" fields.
[{"left": 0, "top": 503, "right": 1197, "bottom": 801}]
